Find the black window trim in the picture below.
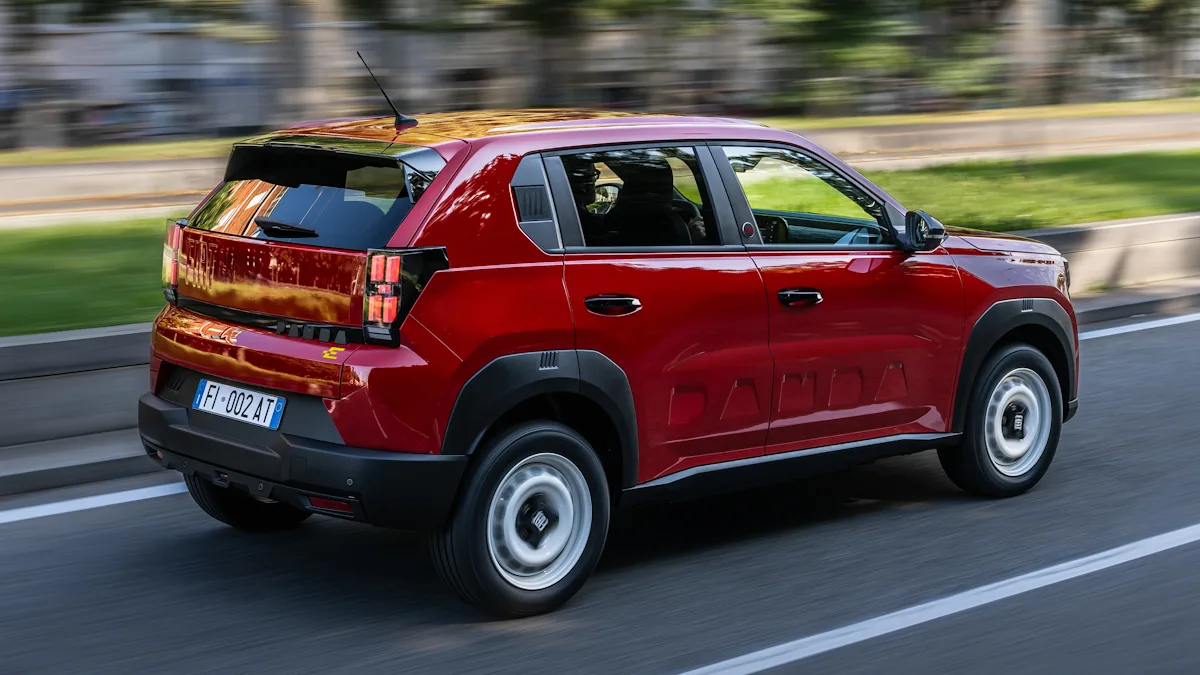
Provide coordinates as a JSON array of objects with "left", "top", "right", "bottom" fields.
[
  {"left": 707, "top": 140, "right": 904, "bottom": 252},
  {"left": 542, "top": 140, "right": 744, "bottom": 254}
]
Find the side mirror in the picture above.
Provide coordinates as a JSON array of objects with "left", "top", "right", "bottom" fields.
[
  {"left": 904, "top": 210, "right": 947, "bottom": 252},
  {"left": 595, "top": 183, "right": 620, "bottom": 205}
]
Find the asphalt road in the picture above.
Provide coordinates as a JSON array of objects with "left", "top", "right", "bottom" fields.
[{"left": 3, "top": 315, "right": 1200, "bottom": 674}]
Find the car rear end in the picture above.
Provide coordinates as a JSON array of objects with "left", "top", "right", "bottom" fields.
[{"left": 139, "top": 135, "right": 469, "bottom": 529}]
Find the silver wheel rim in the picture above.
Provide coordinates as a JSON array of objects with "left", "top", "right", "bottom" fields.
[
  {"left": 486, "top": 452, "right": 592, "bottom": 591},
  {"left": 984, "top": 367, "right": 1053, "bottom": 477}
]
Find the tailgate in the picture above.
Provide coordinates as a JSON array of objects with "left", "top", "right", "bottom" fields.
[
  {"left": 153, "top": 305, "right": 359, "bottom": 399},
  {"left": 177, "top": 228, "right": 367, "bottom": 326}
]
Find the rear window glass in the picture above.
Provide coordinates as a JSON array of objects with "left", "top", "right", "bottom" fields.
[{"left": 188, "top": 145, "right": 446, "bottom": 250}]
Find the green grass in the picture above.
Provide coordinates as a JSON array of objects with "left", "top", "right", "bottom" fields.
[
  {"left": 864, "top": 150, "right": 1200, "bottom": 231},
  {"left": 0, "top": 220, "right": 166, "bottom": 336},
  {"left": 0, "top": 138, "right": 237, "bottom": 168},
  {"left": 4, "top": 97, "right": 1199, "bottom": 168},
  {"left": 2, "top": 149, "right": 1199, "bottom": 336}
]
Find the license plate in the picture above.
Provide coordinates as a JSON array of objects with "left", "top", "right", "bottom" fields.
[{"left": 191, "top": 379, "right": 286, "bottom": 430}]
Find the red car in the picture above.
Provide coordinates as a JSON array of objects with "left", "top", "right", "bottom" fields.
[{"left": 140, "top": 110, "right": 1078, "bottom": 617}]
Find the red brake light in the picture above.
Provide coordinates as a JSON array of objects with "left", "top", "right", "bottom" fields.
[
  {"left": 385, "top": 255, "right": 402, "bottom": 283},
  {"left": 367, "top": 295, "right": 382, "bottom": 322},
  {"left": 362, "top": 248, "right": 449, "bottom": 346},
  {"left": 307, "top": 496, "right": 354, "bottom": 514},
  {"left": 369, "top": 255, "right": 386, "bottom": 282}
]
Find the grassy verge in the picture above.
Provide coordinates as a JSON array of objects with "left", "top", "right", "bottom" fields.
[
  {"left": 865, "top": 151, "right": 1200, "bottom": 231},
  {"left": 4, "top": 97, "right": 1199, "bottom": 168},
  {"left": 0, "top": 138, "right": 237, "bottom": 168},
  {"left": 0, "top": 220, "right": 165, "bottom": 336},
  {"left": 2, "top": 149, "right": 1198, "bottom": 336}
]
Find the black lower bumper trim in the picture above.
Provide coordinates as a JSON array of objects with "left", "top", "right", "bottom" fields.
[
  {"left": 138, "top": 392, "right": 467, "bottom": 530},
  {"left": 1065, "top": 398, "right": 1079, "bottom": 423}
]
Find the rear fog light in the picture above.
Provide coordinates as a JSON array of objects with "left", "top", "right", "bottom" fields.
[{"left": 308, "top": 496, "right": 354, "bottom": 514}]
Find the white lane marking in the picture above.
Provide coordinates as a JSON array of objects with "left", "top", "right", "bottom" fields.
[
  {"left": 1080, "top": 312, "right": 1200, "bottom": 341},
  {"left": 0, "top": 482, "right": 186, "bottom": 526},
  {"left": 679, "top": 522, "right": 1200, "bottom": 675}
]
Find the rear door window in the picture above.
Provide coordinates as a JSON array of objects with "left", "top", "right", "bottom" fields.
[
  {"left": 189, "top": 145, "right": 445, "bottom": 250},
  {"left": 559, "top": 146, "right": 720, "bottom": 248}
]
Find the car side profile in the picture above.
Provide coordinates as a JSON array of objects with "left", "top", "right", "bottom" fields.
[{"left": 139, "top": 110, "right": 1078, "bottom": 617}]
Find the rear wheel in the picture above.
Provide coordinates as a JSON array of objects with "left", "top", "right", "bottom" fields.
[
  {"left": 939, "top": 344, "right": 1063, "bottom": 498},
  {"left": 184, "top": 474, "right": 311, "bottom": 531},
  {"left": 429, "top": 421, "right": 610, "bottom": 618}
]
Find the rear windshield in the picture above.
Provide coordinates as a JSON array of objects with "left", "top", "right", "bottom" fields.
[{"left": 188, "top": 144, "right": 446, "bottom": 250}]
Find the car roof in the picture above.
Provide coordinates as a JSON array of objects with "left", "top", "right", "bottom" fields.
[{"left": 267, "top": 109, "right": 768, "bottom": 147}]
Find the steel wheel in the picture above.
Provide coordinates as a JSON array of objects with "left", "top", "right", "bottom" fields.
[
  {"left": 486, "top": 452, "right": 593, "bottom": 591},
  {"left": 983, "top": 367, "right": 1053, "bottom": 477}
]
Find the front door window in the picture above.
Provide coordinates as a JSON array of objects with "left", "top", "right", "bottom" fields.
[{"left": 722, "top": 146, "right": 888, "bottom": 247}]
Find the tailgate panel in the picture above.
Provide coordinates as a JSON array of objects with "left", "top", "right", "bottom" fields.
[
  {"left": 153, "top": 306, "right": 358, "bottom": 399},
  {"left": 177, "top": 229, "right": 367, "bottom": 326}
]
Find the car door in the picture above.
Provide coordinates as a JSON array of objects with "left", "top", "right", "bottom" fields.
[
  {"left": 713, "top": 142, "right": 964, "bottom": 455},
  {"left": 546, "top": 144, "right": 773, "bottom": 483}
]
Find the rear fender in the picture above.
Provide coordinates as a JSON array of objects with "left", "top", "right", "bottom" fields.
[{"left": 440, "top": 350, "right": 639, "bottom": 489}]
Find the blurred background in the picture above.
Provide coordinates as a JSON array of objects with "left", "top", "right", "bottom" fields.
[
  {"left": 1, "top": 0, "right": 1199, "bottom": 147},
  {"left": 5, "top": 5, "right": 1200, "bottom": 673}
]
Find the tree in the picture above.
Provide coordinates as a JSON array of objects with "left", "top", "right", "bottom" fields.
[{"left": 1065, "top": 0, "right": 1198, "bottom": 96}]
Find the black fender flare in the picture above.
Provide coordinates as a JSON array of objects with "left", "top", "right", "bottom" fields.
[
  {"left": 439, "top": 349, "right": 639, "bottom": 489},
  {"left": 951, "top": 298, "right": 1077, "bottom": 432}
]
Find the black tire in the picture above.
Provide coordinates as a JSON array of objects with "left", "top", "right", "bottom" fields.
[
  {"left": 939, "top": 343, "right": 1063, "bottom": 498},
  {"left": 429, "top": 421, "right": 611, "bottom": 618},
  {"left": 184, "top": 474, "right": 312, "bottom": 531}
]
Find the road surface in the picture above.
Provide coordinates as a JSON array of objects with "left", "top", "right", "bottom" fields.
[{"left": 2, "top": 312, "right": 1200, "bottom": 674}]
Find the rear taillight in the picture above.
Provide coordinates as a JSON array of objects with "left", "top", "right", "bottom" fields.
[
  {"left": 363, "top": 247, "right": 449, "bottom": 346},
  {"left": 162, "top": 219, "right": 186, "bottom": 304}
]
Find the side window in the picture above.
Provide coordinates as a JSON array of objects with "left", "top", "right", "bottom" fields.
[
  {"left": 560, "top": 146, "right": 719, "bottom": 248},
  {"left": 721, "top": 146, "right": 889, "bottom": 247}
]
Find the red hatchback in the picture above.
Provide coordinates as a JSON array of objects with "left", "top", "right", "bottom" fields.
[{"left": 140, "top": 110, "right": 1079, "bottom": 616}]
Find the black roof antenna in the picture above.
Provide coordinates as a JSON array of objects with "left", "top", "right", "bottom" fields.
[{"left": 356, "top": 51, "right": 418, "bottom": 130}]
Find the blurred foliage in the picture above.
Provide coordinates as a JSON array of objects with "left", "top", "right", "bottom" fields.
[
  {"left": 6, "top": 0, "right": 1200, "bottom": 113},
  {"left": 9, "top": 0, "right": 275, "bottom": 41}
]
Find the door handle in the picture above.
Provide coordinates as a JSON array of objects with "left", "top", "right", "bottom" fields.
[
  {"left": 585, "top": 295, "right": 642, "bottom": 316},
  {"left": 778, "top": 288, "right": 823, "bottom": 307}
]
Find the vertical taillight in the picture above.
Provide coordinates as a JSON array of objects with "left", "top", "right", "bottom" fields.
[
  {"left": 162, "top": 219, "right": 186, "bottom": 304},
  {"left": 363, "top": 248, "right": 449, "bottom": 346}
]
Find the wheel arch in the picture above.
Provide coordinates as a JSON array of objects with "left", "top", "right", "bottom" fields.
[
  {"left": 440, "top": 350, "right": 639, "bottom": 490},
  {"left": 952, "top": 298, "right": 1076, "bottom": 432}
]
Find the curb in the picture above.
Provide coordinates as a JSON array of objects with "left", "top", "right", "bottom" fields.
[
  {"left": 1074, "top": 287, "right": 1200, "bottom": 325},
  {"left": 0, "top": 430, "right": 161, "bottom": 498}
]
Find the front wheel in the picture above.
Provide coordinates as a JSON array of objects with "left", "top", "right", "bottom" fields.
[
  {"left": 429, "top": 421, "right": 610, "bottom": 618},
  {"left": 939, "top": 344, "right": 1063, "bottom": 498}
]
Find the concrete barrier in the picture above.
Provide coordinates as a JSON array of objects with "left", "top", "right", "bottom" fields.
[
  {"left": 0, "top": 322, "right": 151, "bottom": 382},
  {"left": 0, "top": 158, "right": 224, "bottom": 205},
  {"left": 801, "top": 113, "right": 1200, "bottom": 158},
  {"left": 1019, "top": 213, "right": 1200, "bottom": 292}
]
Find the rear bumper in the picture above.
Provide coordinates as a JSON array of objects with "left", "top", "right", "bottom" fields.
[{"left": 138, "top": 392, "right": 467, "bottom": 530}]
